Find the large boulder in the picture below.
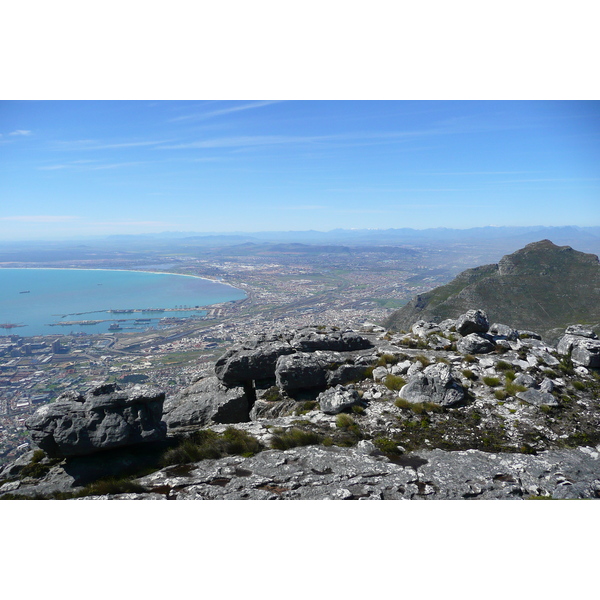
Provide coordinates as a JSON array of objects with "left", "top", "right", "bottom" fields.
[
  {"left": 275, "top": 352, "right": 331, "bottom": 393},
  {"left": 291, "top": 327, "right": 373, "bottom": 352},
  {"left": 25, "top": 383, "right": 166, "bottom": 458},
  {"left": 456, "top": 309, "right": 490, "bottom": 336},
  {"left": 318, "top": 385, "right": 362, "bottom": 414},
  {"left": 411, "top": 320, "right": 441, "bottom": 338},
  {"left": 163, "top": 376, "right": 249, "bottom": 432},
  {"left": 399, "top": 363, "right": 466, "bottom": 407},
  {"left": 489, "top": 323, "right": 518, "bottom": 341},
  {"left": 456, "top": 333, "right": 496, "bottom": 354},
  {"left": 516, "top": 389, "right": 560, "bottom": 407},
  {"left": 557, "top": 326, "right": 600, "bottom": 368},
  {"left": 214, "top": 336, "right": 295, "bottom": 386}
]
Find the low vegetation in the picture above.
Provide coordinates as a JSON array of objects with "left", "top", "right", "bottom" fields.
[
  {"left": 161, "top": 428, "right": 262, "bottom": 466},
  {"left": 270, "top": 428, "right": 322, "bottom": 450}
]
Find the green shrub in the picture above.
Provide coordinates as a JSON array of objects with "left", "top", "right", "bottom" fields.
[
  {"left": 543, "top": 369, "right": 558, "bottom": 379},
  {"left": 395, "top": 398, "right": 442, "bottom": 414},
  {"left": 77, "top": 477, "right": 147, "bottom": 497},
  {"left": 263, "top": 386, "right": 282, "bottom": 402},
  {"left": 384, "top": 374, "right": 406, "bottom": 391},
  {"left": 505, "top": 381, "right": 528, "bottom": 396},
  {"left": 463, "top": 354, "right": 477, "bottom": 364},
  {"left": 351, "top": 405, "right": 365, "bottom": 415},
  {"left": 373, "top": 437, "right": 402, "bottom": 455},
  {"left": 496, "top": 360, "right": 512, "bottom": 371},
  {"left": 462, "top": 369, "right": 477, "bottom": 380},
  {"left": 162, "top": 428, "right": 262, "bottom": 466},
  {"left": 270, "top": 428, "right": 322, "bottom": 450},
  {"left": 377, "top": 353, "right": 399, "bottom": 367},
  {"left": 414, "top": 354, "right": 431, "bottom": 367},
  {"left": 505, "top": 370, "right": 516, "bottom": 382},
  {"left": 572, "top": 380, "right": 586, "bottom": 391},
  {"left": 494, "top": 389, "right": 508, "bottom": 401},
  {"left": 483, "top": 376, "right": 501, "bottom": 387},
  {"left": 295, "top": 400, "right": 317, "bottom": 415}
]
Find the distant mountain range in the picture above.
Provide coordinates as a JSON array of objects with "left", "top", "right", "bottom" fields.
[{"left": 383, "top": 239, "right": 600, "bottom": 342}]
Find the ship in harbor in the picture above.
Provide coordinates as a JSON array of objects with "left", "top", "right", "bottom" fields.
[{"left": 108, "top": 323, "right": 122, "bottom": 331}]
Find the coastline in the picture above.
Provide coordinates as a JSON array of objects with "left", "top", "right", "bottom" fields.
[
  {"left": 0, "top": 266, "right": 244, "bottom": 292},
  {"left": 0, "top": 267, "right": 247, "bottom": 336}
]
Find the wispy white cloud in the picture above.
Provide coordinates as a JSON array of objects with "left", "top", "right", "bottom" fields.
[
  {"left": 51, "top": 139, "right": 170, "bottom": 151},
  {"left": 38, "top": 161, "right": 145, "bottom": 171},
  {"left": 279, "top": 205, "right": 327, "bottom": 210},
  {"left": 0, "top": 215, "right": 80, "bottom": 223},
  {"left": 9, "top": 130, "right": 32, "bottom": 136},
  {"left": 169, "top": 101, "right": 280, "bottom": 123},
  {"left": 159, "top": 129, "right": 430, "bottom": 151}
]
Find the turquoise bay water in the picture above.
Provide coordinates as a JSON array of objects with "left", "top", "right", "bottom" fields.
[{"left": 0, "top": 269, "right": 246, "bottom": 337}]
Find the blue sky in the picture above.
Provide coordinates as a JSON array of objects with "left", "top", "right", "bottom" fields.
[{"left": 0, "top": 100, "right": 598, "bottom": 240}]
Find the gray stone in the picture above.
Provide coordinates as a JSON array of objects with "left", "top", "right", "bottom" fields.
[
  {"left": 249, "top": 398, "right": 299, "bottom": 420},
  {"left": 399, "top": 363, "right": 465, "bottom": 407},
  {"left": 516, "top": 389, "right": 559, "bottom": 407},
  {"left": 557, "top": 333, "right": 600, "bottom": 367},
  {"left": 318, "top": 385, "right": 362, "bottom": 414},
  {"left": 540, "top": 378, "right": 554, "bottom": 393},
  {"left": 456, "top": 333, "right": 495, "bottom": 354},
  {"left": 513, "top": 373, "right": 536, "bottom": 388},
  {"left": 411, "top": 320, "right": 441, "bottom": 338},
  {"left": 163, "top": 376, "right": 249, "bottom": 432},
  {"left": 489, "top": 323, "right": 519, "bottom": 341},
  {"left": 565, "top": 325, "right": 598, "bottom": 339},
  {"left": 275, "top": 352, "right": 329, "bottom": 393},
  {"left": 25, "top": 383, "right": 166, "bottom": 458},
  {"left": 519, "top": 330, "right": 542, "bottom": 340},
  {"left": 327, "top": 363, "right": 370, "bottom": 386},
  {"left": 391, "top": 360, "right": 412, "bottom": 375},
  {"left": 291, "top": 327, "right": 372, "bottom": 352},
  {"left": 371, "top": 366, "right": 389, "bottom": 382},
  {"left": 214, "top": 337, "right": 296, "bottom": 386},
  {"left": 456, "top": 309, "right": 489, "bottom": 336}
]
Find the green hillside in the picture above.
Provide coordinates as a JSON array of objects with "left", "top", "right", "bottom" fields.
[{"left": 384, "top": 240, "right": 600, "bottom": 342}]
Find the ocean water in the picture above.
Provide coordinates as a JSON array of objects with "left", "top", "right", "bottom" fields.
[{"left": 0, "top": 269, "right": 246, "bottom": 337}]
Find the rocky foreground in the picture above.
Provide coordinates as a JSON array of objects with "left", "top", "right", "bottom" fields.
[{"left": 1, "top": 310, "right": 599, "bottom": 500}]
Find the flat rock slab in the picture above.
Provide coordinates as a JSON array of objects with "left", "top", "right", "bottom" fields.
[{"left": 132, "top": 445, "right": 600, "bottom": 500}]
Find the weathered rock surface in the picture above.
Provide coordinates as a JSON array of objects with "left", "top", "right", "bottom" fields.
[
  {"left": 456, "top": 332, "right": 495, "bottom": 354},
  {"left": 163, "top": 376, "right": 249, "bottom": 433},
  {"left": 214, "top": 335, "right": 295, "bottom": 386},
  {"left": 25, "top": 383, "right": 166, "bottom": 458},
  {"left": 557, "top": 332, "right": 600, "bottom": 368},
  {"left": 129, "top": 444, "right": 600, "bottom": 500},
  {"left": 291, "top": 327, "right": 373, "bottom": 352},
  {"left": 399, "top": 363, "right": 466, "bottom": 407},
  {"left": 456, "top": 309, "right": 490, "bottom": 336},
  {"left": 5, "top": 316, "right": 600, "bottom": 501},
  {"left": 318, "top": 385, "right": 362, "bottom": 414}
]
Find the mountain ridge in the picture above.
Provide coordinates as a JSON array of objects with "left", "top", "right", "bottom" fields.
[{"left": 384, "top": 240, "right": 600, "bottom": 342}]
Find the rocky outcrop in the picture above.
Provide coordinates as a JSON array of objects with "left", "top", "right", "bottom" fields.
[
  {"left": 557, "top": 329, "right": 600, "bottom": 368},
  {"left": 25, "top": 383, "right": 166, "bottom": 458},
  {"left": 163, "top": 376, "right": 250, "bottom": 433},
  {"left": 214, "top": 334, "right": 295, "bottom": 386},
  {"left": 128, "top": 445, "right": 600, "bottom": 499},
  {"left": 318, "top": 385, "right": 362, "bottom": 414},
  {"left": 4, "top": 316, "right": 599, "bottom": 501},
  {"left": 456, "top": 333, "right": 495, "bottom": 355},
  {"left": 399, "top": 363, "right": 466, "bottom": 407},
  {"left": 456, "top": 309, "right": 489, "bottom": 336}
]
